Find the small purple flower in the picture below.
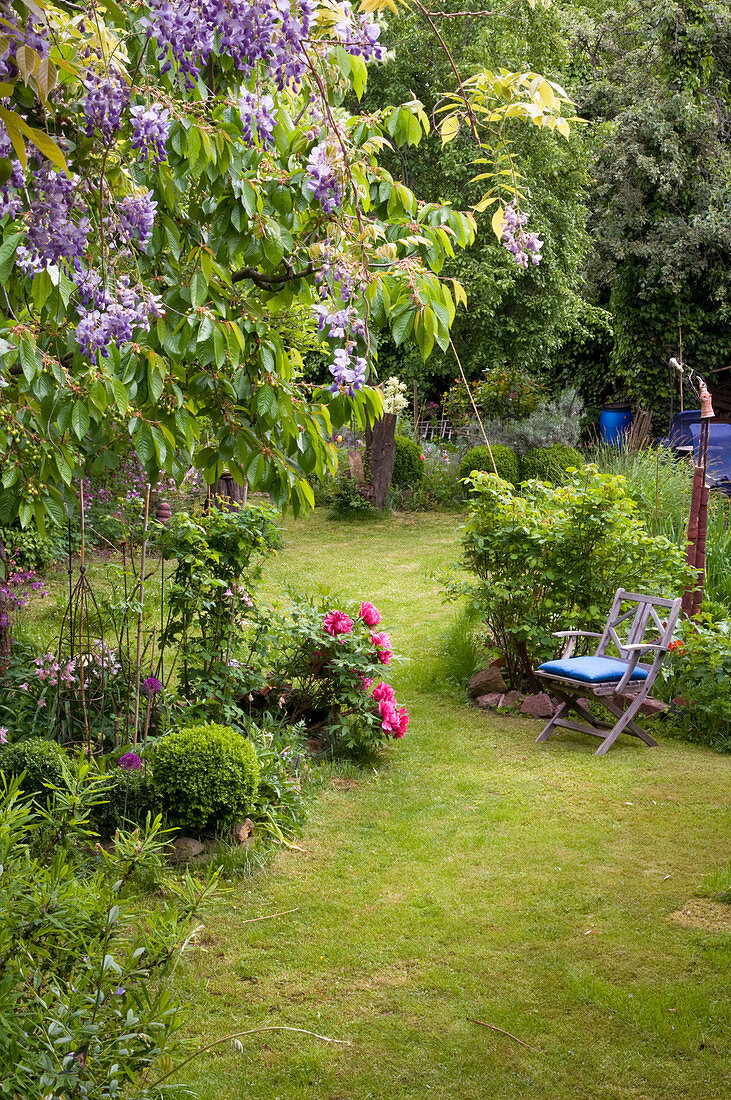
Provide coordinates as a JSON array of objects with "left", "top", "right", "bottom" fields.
[
  {"left": 0, "top": 727, "right": 7, "bottom": 745},
  {"left": 118, "top": 752, "right": 142, "bottom": 771},
  {"left": 141, "top": 676, "right": 163, "bottom": 695}
]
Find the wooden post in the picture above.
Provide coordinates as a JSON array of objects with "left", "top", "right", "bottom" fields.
[
  {"left": 682, "top": 382, "right": 714, "bottom": 617},
  {"left": 364, "top": 412, "right": 397, "bottom": 509}
]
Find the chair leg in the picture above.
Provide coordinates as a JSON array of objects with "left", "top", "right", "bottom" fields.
[
  {"left": 594, "top": 694, "right": 658, "bottom": 755},
  {"left": 536, "top": 700, "right": 569, "bottom": 742},
  {"left": 601, "top": 697, "right": 658, "bottom": 746}
]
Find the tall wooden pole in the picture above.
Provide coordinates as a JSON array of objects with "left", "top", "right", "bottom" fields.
[{"left": 682, "top": 381, "right": 714, "bottom": 617}]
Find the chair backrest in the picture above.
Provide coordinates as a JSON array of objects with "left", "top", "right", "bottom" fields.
[{"left": 594, "top": 589, "right": 682, "bottom": 661}]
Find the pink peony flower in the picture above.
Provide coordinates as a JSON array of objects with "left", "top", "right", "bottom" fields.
[
  {"left": 377, "top": 649, "right": 391, "bottom": 665},
  {"left": 378, "top": 699, "right": 399, "bottom": 732},
  {"left": 359, "top": 601, "right": 381, "bottom": 627},
  {"left": 359, "top": 674, "right": 374, "bottom": 692},
  {"left": 395, "top": 706, "right": 409, "bottom": 737},
  {"left": 323, "top": 610, "right": 354, "bottom": 637},
  {"left": 371, "top": 681, "right": 395, "bottom": 703}
]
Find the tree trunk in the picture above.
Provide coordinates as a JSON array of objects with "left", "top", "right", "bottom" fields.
[
  {"left": 364, "top": 412, "right": 397, "bottom": 510},
  {"left": 214, "top": 471, "right": 248, "bottom": 510}
]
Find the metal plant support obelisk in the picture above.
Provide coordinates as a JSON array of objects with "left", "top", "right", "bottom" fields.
[{"left": 681, "top": 380, "right": 714, "bottom": 618}]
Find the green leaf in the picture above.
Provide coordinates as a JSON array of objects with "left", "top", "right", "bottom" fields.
[
  {"left": 71, "top": 401, "right": 90, "bottom": 440},
  {"left": 190, "top": 269, "right": 207, "bottom": 309},
  {"left": 19, "top": 335, "right": 37, "bottom": 383}
]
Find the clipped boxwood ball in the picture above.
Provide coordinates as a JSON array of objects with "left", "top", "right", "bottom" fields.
[
  {"left": 521, "top": 443, "right": 584, "bottom": 485},
  {"left": 0, "top": 737, "right": 68, "bottom": 805},
  {"left": 150, "top": 722, "right": 260, "bottom": 835},
  {"left": 392, "top": 435, "right": 424, "bottom": 489},
  {"left": 458, "top": 444, "right": 519, "bottom": 487}
]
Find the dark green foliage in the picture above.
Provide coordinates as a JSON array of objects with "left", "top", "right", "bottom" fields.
[
  {"left": 150, "top": 723, "right": 261, "bottom": 835},
  {"left": 392, "top": 435, "right": 424, "bottom": 489},
  {"left": 328, "top": 478, "right": 377, "bottom": 519},
  {"left": 575, "top": 0, "right": 731, "bottom": 417},
  {"left": 90, "top": 767, "right": 157, "bottom": 837},
  {"left": 521, "top": 444, "right": 584, "bottom": 484},
  {"left": 0, "top": 738, "right": 67, "bottom": 804},
  {"left": 359, "top": 7, "right": 592, "bottom": 400},
  {"left": 158, "top": 504, "right": 281, "bottom": 712},
  {"left": 450, "top": 466, "right": 691, "bottom": 688},
  {"left": 459, "top": 444, "right": 519, "bottom": 487}
]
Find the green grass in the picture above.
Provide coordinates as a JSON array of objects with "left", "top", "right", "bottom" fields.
[{"left": 167, "top": 511, "right": 730, "bottom": 1100}]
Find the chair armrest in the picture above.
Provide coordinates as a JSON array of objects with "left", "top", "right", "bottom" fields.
[{"left": 622, "top": 642, "right": 668, "bottom": 653}]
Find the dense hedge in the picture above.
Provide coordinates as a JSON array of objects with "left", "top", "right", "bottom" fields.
[
  {"left": 392, "top": 435, "right": 424, "bottom": 488},
  {"left": 459, "top": 444, "right": 519, "bottom": 487},
  {"left": 521, "top": 444, "right": 584, "bottom": 484}
]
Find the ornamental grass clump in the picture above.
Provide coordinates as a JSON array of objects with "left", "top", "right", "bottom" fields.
[
  {"left": 150, "top": 722, "right": 261, "bottom": 835},
  {"left": 449, "top": 465, "right": 692, "bottom": 690}
]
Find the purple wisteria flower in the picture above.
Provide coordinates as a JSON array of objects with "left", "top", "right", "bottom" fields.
[
  {"left": 239, "top": 89, "right": 277, "bottom": 147},
  {"left": 305, "top": 143, "right": 342, "bottom": 214},
  {"left": 328, "top": 348, "right": 367, "bottom": 396},
  {"left": 16, "top": 169, "right": 91, "bottom": 275},
  {"left": 118, "top": 752, "right": 142, "bottom": 771},
  {"left": 130, "top": 103, "right": 171, "bottom": 163},
  {"left": 81, "top": 68, "right": 130, "bottom": 139},
  {"left": 119, "top": 191, "right": 157, "bottom": 251},
  {"left": 332, "top": 3, "right": 386, "bottom": 62},
  {"left": 501, "top": 202, "right": 543, "bottom": 269},
  {"left": 74, "top": 271, "right": 164, "bottom": 362},
  {"left": 141, "top": 676, "right": 163, "bottom": 695}
]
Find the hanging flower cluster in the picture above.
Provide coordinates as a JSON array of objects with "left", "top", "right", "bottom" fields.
[{"left": 501, "top": 202, "right": 543, "bottom": 268}]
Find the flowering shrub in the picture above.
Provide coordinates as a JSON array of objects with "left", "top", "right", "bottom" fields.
[
  {"left": 656, "top": 615, "right": 731, "bottom": 753},
  {"left": 252, "top": 594, "right": 409, "bottom": 757},
  {"left": 158, "top": 504, "right": 281, "bottom": 719}
]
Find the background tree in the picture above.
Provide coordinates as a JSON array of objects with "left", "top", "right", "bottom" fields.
[
  {"left": 357, "top": 1, "right": 593, "bottom": 400},
  {"left": 564, "top": 0, "right": 731, "bottom": 422}
]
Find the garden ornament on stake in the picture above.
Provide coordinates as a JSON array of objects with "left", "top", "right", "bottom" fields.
[{"left": 681, "top": 374, "right": 714, "bottom": 618}]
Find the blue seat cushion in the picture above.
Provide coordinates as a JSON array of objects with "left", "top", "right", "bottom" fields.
[{"left": 537, "top": 656, "right": 648, "bottom": 683}]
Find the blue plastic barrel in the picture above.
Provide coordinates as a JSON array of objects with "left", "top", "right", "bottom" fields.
[{"left": 599, "top": 404, "right": 632, "bottom": 446}]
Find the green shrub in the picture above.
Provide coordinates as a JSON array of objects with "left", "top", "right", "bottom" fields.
[
  {"left": 91, "top": 766, "right": 157, "bottom": 837},
  {"left": 328, "top": 478, "right": 376, "bottom": 519},
  {"left": 656, "top": 617, "right": 731, "bottom": 752},
  {"left": 392, "top": 435, "right": 424, "bottom": 489},
  {"left": 0, "top": 767, "right": 217, "bottom": 1097},
  {"left": 449, "top": 465, "right": 692, "bottom": 689},
  {"left": 472, "top": 365, "right": 547, "bottom": 421},
  {"left": 0, "top": 738, "right": 68, "bottom": 803},
  {"left": 151, "top": 722, "right": 261, "bottom": 834},
  {"left": 0, "top": 525, "right": 56, "bottom": 571},
  {"left": 459, "top": 444, "right": 519, "bottom": 487},
  {"left": 521, "top": 444, "right": 584, "bottom": 484}
]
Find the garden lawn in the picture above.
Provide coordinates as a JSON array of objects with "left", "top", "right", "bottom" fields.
[{"left": 174, "top": 511, "right": 730, "bottom": 1100}]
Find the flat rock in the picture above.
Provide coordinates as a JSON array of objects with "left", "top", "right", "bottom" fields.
[
  {"left": 476, "top": 692, "right": 504, "bottom": 709},
  {"left": 469, "top": 666, "right": 507, "bottom": 696},
  {"left": 520, "top": 692, "right": 555, "bottom": 719},
  {"left": 233, "top": 818, "right": 254, "bottom": 844},
  {"left": 171, "top": 836, "right": 205, "bottom": 861}
]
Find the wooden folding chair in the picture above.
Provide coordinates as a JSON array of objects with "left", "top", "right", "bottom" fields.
[{"left": 535, "top": 589, "right": 682, "bottom": 755}]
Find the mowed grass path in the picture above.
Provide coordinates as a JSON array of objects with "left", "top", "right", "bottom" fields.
[{"left": 176, "top": 512, "right": 730, "bottom": 1100}]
